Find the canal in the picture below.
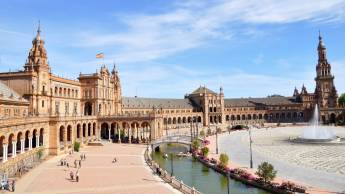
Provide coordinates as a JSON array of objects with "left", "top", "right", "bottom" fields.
[{"left": 151, "top": 144, "right": 271, "bottom": 194}]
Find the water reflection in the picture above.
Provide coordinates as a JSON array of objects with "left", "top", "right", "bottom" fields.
[{"left": 151, "top": 143, "right": 271, "bottom": 194}]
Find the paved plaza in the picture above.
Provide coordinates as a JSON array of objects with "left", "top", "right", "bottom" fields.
[
  {"left": 218, "top": 126, "right": 345, "bottom": 193},
  {"left": 14, "top": 142, "right": 177, "bottom": 194}
]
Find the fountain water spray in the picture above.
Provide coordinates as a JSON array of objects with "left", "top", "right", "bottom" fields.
[{"left": 300, "top": 105, "right": 336, "bottom": 140}]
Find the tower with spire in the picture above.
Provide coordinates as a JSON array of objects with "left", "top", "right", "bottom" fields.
[
  {"left": 111, "top": 62, "right": 122, "bottom": 114},
  {"left": 314, "top": 32, "right": 338, "bottom": 108},
  {"left": 24, "top": 21, "right": 50, "bottom": 72}
]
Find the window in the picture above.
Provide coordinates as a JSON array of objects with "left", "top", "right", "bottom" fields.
[
  {"left": 42, "top": 100, "right": 45, "bottom": 107},
  {"left": 65, "top": 102, "right": 69, "bottom": 115},
  {"left": 55, "top": 101, "right": 60, "bottom": 114},
  {"left": 73, "top": 102, "right": 78, "bottom": 115}
]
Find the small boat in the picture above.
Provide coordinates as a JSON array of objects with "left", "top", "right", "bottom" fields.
[{"left": 162, "top": 153, "right": 168, "bottom": 159}]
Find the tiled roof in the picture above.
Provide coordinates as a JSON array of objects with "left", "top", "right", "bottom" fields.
[
  {"left": 0, "top": 81, "right": 28, "bottom": 103},
  {"left": 122, "top": 97, "right": 194, "bottom": 109},
  {"left": 224, "top": 96, "right": 299, "bottom": 107},
  {"left": 191, "top": 86, "right": 216, "bottom": 95}
]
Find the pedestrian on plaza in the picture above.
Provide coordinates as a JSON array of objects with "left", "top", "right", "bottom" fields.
[
  {"left": 76, "top": 171, "right": 79, "bottom": 182},
  {"left": 79, "top": 160, "right": 81, "bottom": 168},
  {"left": 11, "top": 180, "right": 15, "bottom": 192},
  {"left": 74, "top": 160, "right": 77, "bottom": 168},
  {"left": 84, "top": 153, "right": 86, "bottom": 160},
  {"left": 70, "top": 171, "right": 74, "bottom": 180},
  {"left": 80, "top": 154, "right": 83, "bottom": 160},
  {"left": 67, "top": 162, "right": 69, "bottom": 168}
]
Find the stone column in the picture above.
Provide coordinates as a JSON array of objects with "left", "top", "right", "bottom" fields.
[
  {"left": 129, "top": 127, "right": 132, "bottom": 143},
  {"left": 29, "top": 137, "right": 33, "bottom": 150},
  {"left": 20, "top": 139, "right": 25, "bottom": 153},
  {"left": 2, "top": 144, "right": 8, "bottom": 162},
  {"left": 36, "top": 135, "right": 39, "bottom": 147},
  {"left": 118, "top": 127, "right": 121, "bottom": 143},
  {"left": 12, "top": 141, "right": 16, "bottom": 158},
  {"left": 108, "top": 128, "right": 111, "bottom": 141}
]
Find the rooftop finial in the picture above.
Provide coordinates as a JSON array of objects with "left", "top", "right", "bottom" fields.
[{"left": 37, "top": 20, "right": 41, "bottom": 36}]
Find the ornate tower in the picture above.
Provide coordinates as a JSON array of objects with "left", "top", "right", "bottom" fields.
[
  {"left": 24, "top": 23, "right": 50, "bottom": 72},
  {"left": 314, "top": 33, "right": 338, "bottom": 108},
  {"left": 111, "top": 64, "right": 122, "bottom": 115},
  {"left": 24, "top": 23, "right": 52, "bottom": 115}
]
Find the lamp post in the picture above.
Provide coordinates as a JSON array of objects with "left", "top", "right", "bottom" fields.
[
  {"left": 165, "top": 117, "right": 168, "bottom": 136},
  {"left": 170, "top": 153, "right": 174, "bottom": 176},
  {"left": 216, "top": 120, "right": 219, "bottom": 155},
  {"left": 227, "top": 172, "right": 230, "bottom": 194},
  {"left": 146, "top": 137, "right": 149, "bottom": 152},
  {"left": 248, "top": 128, "right": 253, "bottom": 168}
]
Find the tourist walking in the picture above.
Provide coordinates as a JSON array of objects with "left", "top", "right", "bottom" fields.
[
  {"left": 74, "top": 160, "right": 77, "bottom": 168},
  {"left": 76, "top": 171, "right": 79, "bottom": 182},
  {"left": 79, "top": 160, "right": 81, "bottom": 168},
  {"left": 70, "top": 171, "right": 74, "bottom": 180},
  {"left": 11, "top": 179, "right": 15, "bottom": 192}
]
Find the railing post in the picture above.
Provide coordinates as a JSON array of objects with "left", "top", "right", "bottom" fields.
[{"left": 192, "top": 187, "right": 196, "bottom": 194}]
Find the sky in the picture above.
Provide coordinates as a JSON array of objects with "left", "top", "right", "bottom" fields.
[{"left": 0, "top": 0, "right": 345, "bottom": 98}]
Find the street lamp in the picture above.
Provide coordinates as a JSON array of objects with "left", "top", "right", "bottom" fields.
[
  {"left": 170, "top": 153, "right": 174, "bottom": 176},
  {"left": 165, "top": 117, "right": 168, "bottom": 136},
  {"left": 216, "top": 119, "right": 219, "bottom": 155},
  {"left": 146, "top": 137, "right": 149, "bottom": 152},
  {"left": 248, "top": 128, "right": 253, "bottom": 168},
  {"left": 227, "top": 172, "right": 230, "bottom": 194}
]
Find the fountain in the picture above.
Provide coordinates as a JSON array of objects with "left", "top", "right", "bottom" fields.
[{"left": 293, "top": 105, "right": 340, "bottom": 143}]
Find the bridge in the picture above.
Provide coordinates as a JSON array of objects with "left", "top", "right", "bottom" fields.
[{"left": 151, "top": 135, "right": 203, "bottom": 150}]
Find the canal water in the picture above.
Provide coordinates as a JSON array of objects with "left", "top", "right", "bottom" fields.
[{"left": 151, "top": 144, "right": 270, "bottom": 194}]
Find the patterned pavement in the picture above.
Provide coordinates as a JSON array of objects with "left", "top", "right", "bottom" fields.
[
  {"left": 14, "top": 142, "right": 178, "bottom": 194},
  {"left": 218, "top": 126, "right": 345, "bottom": 193}
]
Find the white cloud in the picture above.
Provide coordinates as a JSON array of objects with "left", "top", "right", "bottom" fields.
[{"left": 72, "top": 0, "right": 345, "bottom": 64}]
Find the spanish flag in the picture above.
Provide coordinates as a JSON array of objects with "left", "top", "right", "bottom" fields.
[{"left": 96, "top": 53, "right": 104, "bottom": 59}]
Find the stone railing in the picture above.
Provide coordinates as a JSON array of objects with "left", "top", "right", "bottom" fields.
[
  {"left": 0, "top": 147, "right": 46, "bottom": 177},
  {"left": 144, "top": 149, "right": 202, "bottom": 194}
]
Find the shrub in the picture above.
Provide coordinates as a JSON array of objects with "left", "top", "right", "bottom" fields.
[
  {"left": 219, "top": 153, "right": 229, "bottom": 168},
  {"left": 200, "top": 129, "right": 205, "bottom": 138},
  {"left": 192, "top": 139, "right": 200, "bottom": 151},
  {"left": 255, "top": 162, "right": 277, "bottom": 184},
  {"left": 74, "top": 142, "right": 81, "bottom": 152},
  {"left": 37, "top": 148, "right": 44, "bottom": 159},
  {"left": 201, "top": 147, "right": 209, "bottom": 157},
  {"left": 207, "top": 128, "right": 212, "bottom": 136},
  {"left": 339, "top": 93, "right": 345, "bottom": 106}
]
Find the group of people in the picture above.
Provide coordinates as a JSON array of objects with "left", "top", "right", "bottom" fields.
[
  {"left": 69, "top": 170, "right": 80, "bottom": 182},
  {"left": 0, "top": 179, "right": 15, "bottom": 192},
  {"left": 61, "top": 153, "right": 87, "bottom": 183}
]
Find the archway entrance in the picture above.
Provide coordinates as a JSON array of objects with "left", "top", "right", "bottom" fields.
[
  {"left": 330, "top": 113, "right": 336, "bottom": 124},
  {"left": 84, "top": 102, "right": 93, "bottom": 116},
  {"left": 100, "top": 123, "right": 109, "bottom": 139}
]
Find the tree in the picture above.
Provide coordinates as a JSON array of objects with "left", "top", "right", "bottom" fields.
[
  {"left": 219, "top": 153, "right": 229, "bottom": 167},
  {"left": 74, "top": 142, "right": 80, "bottom": 152},
  {"left": 200, "top": 129, "right": 206, "bottom": 138},
  {"left": 207, "top": 128, "right": 212, "bottom": 136},
  {"left": 255, "top": 162, "right": 277, "bottom": 184},
  {"left": 339, "top": 93, "right": 345, "bottom": 106},
  {"left": 201, "top": 147, "right": 209, "bottom": 157},
  {"left": 192, "top": 139, "right": 200, "bottom": 151}
]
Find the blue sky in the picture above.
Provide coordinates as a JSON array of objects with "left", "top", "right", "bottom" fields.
[{"left": 0, "top": 0, "right": 345, "bottom": 98}]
